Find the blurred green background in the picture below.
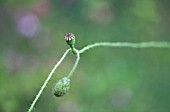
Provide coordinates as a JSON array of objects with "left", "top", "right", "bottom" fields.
[{"left": 0, "top": 0, "right": 170, "bottom": 112}]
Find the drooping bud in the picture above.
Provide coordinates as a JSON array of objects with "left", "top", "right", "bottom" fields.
[
  {"left": 64, "top": 33, "right": 75, "bottom": 46},
  {"left": 53, "top": 77, "right": 70, "bottom": 97}
]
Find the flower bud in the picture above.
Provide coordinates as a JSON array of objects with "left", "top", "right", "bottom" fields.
[
  {"left": 53, "top": 77, "right": 70, "bottom": 97},
  {"left": 64, "top": 33, "right": 75, "bottom": 46}
]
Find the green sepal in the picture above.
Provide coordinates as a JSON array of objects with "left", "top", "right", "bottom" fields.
[{"left": 66, "top": 38, "right": 75, "bottom": 46}]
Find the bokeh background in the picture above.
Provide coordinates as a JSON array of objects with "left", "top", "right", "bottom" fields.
[{"left": 0, "top": 0, "right": 170, "bottom": 112}]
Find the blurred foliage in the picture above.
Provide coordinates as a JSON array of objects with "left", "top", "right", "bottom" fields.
[{"left": 0, "top": 0, "right": 170, "bottom": 112}]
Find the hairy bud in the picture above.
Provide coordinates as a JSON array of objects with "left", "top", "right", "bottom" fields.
[{"left": 53, "top": 77, "right": 70, "bottom": 97}]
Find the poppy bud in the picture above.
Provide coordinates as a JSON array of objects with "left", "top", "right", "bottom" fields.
[{"left": 53, "top": 77, "right": 70, "bottom": 97}]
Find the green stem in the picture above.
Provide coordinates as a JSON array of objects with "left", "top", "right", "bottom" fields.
[
  {"left": 79, "top": 42, "right": 170, "bottom": 54},
  {"left": 70, "top": 45, "right": 77, "bottom": 54},
  {"left": 28, "top": 41, "right": 170, "bottom": 112},
  {"left": 28, "top": 49, "right": 71, "bottom": 112},
  {"left": 68, "top": 48, "right": 80, "bottom": 78}
]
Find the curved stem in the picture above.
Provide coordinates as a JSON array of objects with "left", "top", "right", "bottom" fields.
[
  {"left": 70, "top": 45, "right": 77, "bottom": 54},
  {"left": 28, "top": 49, "right": 71, "bottom": 112},
  {"left": 79, "top": 42, "right": 170, "bottom": 54},
  {"left": 68, "top": 48, "right": 80, "bottom": 79},
  {"left": 28, "top": 41, "right": 170, "bottom": 112}
]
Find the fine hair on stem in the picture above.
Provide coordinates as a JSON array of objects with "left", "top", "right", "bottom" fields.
[{"left": 28, "top": 41, "right": 170, "bottom": 112}]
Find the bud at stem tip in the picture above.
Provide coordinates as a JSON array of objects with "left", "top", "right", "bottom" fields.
[{"left": 53, "top": 77, "right": 70, "bottom": 97}]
